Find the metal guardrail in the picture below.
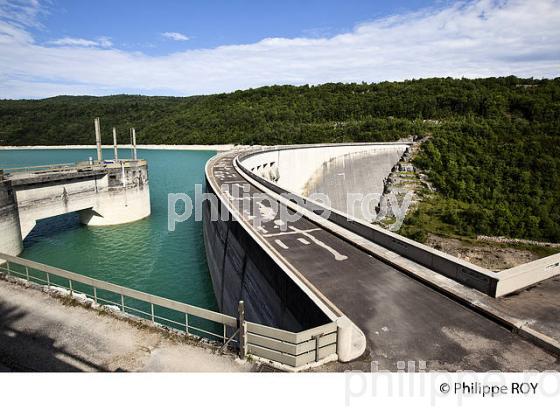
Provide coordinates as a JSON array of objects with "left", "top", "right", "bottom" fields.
[
  {"left": 2, "top": 159, "right": 144, "bottom": 175},
  {"left": 0, "top": 252, "right": 236, "bottom": 342},
  {"left": 1, "top": 163, "right": 75, "bottom": 173},
  {"left": 0, "top": 252, "right": 338, "bottom": 369}
]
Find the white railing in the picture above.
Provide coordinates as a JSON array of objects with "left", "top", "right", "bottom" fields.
[
  {"left": 1, "top": 163, "right": 75, "bottom": 174},
  {"left": 0, "top": 252, "right": 338, "bottom": 370}
]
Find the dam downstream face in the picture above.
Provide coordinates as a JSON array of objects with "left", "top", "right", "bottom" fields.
[
  {"left": 0, "top": 148, "right": 218, "bottom": 310},
  {"left": 305, "top": 149, "right": 403, "bottom": 221}
]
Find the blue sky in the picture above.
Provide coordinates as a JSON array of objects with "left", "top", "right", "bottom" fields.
[
  {"left": 0, "top": 0, "right": 558, "bottom": 98},
  {"left": 32, "top": 0, "right": 438, "bottom": 54}
]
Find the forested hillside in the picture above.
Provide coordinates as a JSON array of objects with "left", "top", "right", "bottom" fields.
[{"left": 1, "top": 76, "right": 559, "bottom": 242}]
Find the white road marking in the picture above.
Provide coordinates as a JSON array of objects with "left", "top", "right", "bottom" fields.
[
  {"left": 215, "top": 159, "right": 346, "bottom": 261},
  {"left": 289, "top": 226, "right": 348, "bottom": 261},
  {"left": 275, "top": 239, "right": 289, "bottom": 250},
  {"left": 263, "top": 228, "right": 320, "bottom": 238}
]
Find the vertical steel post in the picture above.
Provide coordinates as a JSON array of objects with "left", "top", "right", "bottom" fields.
[
  {"left": 238, "top": 300, "right": 247, "bottom": 360},
  {"left": 185, "top": 313, "right": 189, "bottom": 333},
  {"left": 94, "top": 117, "right": 102, "bottom": 163},
  {"left": 93, "top": 287, "right": 97, "bottom": 303},
  {"left": 151, "top": 303, "right": 155, "bottom": 322},
  {"left": 69, "top": 279, "right": 73, "bottom": 296},
  {"left": 25, "top": 266, "right": 29, "bottom": 281},
  {"left": 46, "top": 272, "right": 50, "bottom": 288},
  {"left": 112, "top": 127, "right": 118, "bottom": 161},
  {"left": 121, "top": 294, "right": 125, "bottom": 312}
]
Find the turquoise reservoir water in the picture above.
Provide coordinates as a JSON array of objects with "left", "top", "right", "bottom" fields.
[{"left": 0, "top": 148, "right": 218, "bottom": 311}]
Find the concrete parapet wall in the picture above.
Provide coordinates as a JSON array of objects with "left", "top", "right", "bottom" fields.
[{"left": 496, "top": 253, "right": 560, "bottom": 297}]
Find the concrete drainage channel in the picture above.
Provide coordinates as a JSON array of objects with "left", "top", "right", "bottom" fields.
[{"left": 0, "top": 252, "right": 338, "bottom": 372}]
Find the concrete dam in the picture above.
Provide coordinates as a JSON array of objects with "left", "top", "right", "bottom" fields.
[
  {"left": 204, "top": 143, "right": 560, "bottom": 369},
  {"left": 0, "top": 159, "right": 151, "bottom": 259}
]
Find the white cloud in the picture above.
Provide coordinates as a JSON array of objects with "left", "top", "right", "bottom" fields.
[
  {"left": 0, "top": 0, "right": 559, "bottom": 99},
  {"left": 161, "top": 31, "right": 189, "bottom": 41},
  {"left": 49, "top": 36, "right": 113, "bottom": 48},
  {"left": 0, "top": 0, "right": 44, "bottom": 28}
]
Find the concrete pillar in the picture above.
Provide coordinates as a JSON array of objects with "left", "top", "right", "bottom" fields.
[
  {"left": 94, "top": 117, "right": 102, "bottom": 162},
  {"left": 112, "top": 127, "right": 118, "bottom": 161},
  {"left": 0, "top": 179, "right": 23, "bottom": 258},
  {"left": 131, "top": 128, "right": 137, "bottom": 160},
  {"left": 80, "top": 162, "right": 151, "bottom": 227}
]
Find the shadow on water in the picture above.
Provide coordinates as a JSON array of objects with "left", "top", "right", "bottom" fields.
[
  {"left": 0, "top": 300, "right": 114, "bottom": 372},
  {"left": 23, "top": 212, "right": 83, "bottom": 248}
]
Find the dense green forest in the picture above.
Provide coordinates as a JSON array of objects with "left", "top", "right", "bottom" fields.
[{"left": 1, "top": 76, "right": 559, "bottom": 242}]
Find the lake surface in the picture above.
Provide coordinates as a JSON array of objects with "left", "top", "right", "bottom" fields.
[{"left": 0, "top": 148, "right": 218, "bottom": 311}]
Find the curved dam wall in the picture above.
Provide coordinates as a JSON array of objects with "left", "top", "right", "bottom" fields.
[
  {"left": 242, "top": 143, "right": 408, "bottom": 196},
  {"left": 242, "top": 143, "right": 408, "bottom": 221},
  {"left": 202, "top": 179, "right": 331, "bottom": 332},
  {"left": 304, "top": 149, "right": 405, "bottom": 221}
]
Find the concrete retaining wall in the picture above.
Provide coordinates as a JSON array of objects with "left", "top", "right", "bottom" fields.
[{"left": 239, "top": 144, "right": 560, "bottom": 297}]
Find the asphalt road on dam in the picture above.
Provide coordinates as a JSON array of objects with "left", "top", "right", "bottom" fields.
[{"left": 209, "top": 152, "right": 560, "bottom": 371}]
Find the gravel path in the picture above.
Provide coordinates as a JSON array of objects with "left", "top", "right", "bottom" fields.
[{"left": 0, "top": 278, "right": 255, "bottom": 372}]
